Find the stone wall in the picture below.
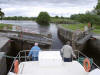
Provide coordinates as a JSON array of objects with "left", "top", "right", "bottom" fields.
[
  {"left": 58, "top": 25, "right": 73, "bottom": 42},
  {"left": 83, "top": 38, "right": 100, "bottom": 66},
  {"left": 0, "top": 52, "right": 7, "bottom": 75},
  {"left": 0, "top": 41, "right": 11, "bottom": 53},
  {"left": 57, "top": 25, "right": 90, "bottom": 51},
  {"left": 88, "top": 38, "right": 100, "bottom": 52},
  {"left": 0, "top": 37, "right": 11, "bottom": 75},
  {"left": 10, "top": 39, "right": 50, "bottom": 53}
]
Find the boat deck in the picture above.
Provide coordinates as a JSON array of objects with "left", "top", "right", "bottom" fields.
[
  {"left": 17, "top": 51, "right": 88, "bottom": 75},
  {"left": 18, "top": 61, "right": 88, "bottom": 75},
  {"left": 8, "top": 51, "right": 100, "bottom": 75}
]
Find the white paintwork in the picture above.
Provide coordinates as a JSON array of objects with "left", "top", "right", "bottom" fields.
[
  {"left": 8, "top": 51, "right": 89, "bottom": 75},
  {"left": 88, "top": 68, "right": 100, "bottom": 75},
  {"left": 93, "top": 35, "right": 100, "bottom": 40}
]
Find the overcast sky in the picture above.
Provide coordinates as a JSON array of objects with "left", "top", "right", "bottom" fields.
[{"left": 0, "top": 0, "right": 98, "bottom": 17}]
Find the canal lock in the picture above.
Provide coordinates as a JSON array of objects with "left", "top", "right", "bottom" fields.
[{"left": 0, "top": 37, "right": 50, "bottom": 75}]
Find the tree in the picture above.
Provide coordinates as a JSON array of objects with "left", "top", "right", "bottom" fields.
[
  {"left": 94, "top": 0, "right": 100, "bottom": 15},
  {"left": 55, "top": 16, "right": 59, "bottom": 18},
  {"left": 70, "top": 13, "right": 100, "bottom": 25},
  {"left": 61, "top": 16, "right": 64, "bottom": 19},
  {"left": 70, "top": 0, "right": 100, "bottom": 25},
  {"left": 0, "top": 8, "right": 5, "bottom": 20},
  {"left": 95, "top": 2, "right": 100, "bottom": 15},
  {"left": 36, "top": 12, "right": 50, "bottom": 25}
]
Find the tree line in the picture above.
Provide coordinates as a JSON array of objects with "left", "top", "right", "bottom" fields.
[
  {"left": 2, "top": 16, "right": 36, "bottom": 20},
  {"left": 70, "top": 1, "right": 100, "bottom": 25},
  {"left": 1, "top": 0, "right": 100, "bottom": 25},
  {"left": 0, "top": 8, "right": 4, "bottom": 20}
]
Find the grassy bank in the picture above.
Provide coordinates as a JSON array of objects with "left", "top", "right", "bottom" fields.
[
  {"left": 50, "top": 18, "right": 78, "bottom": 24},
  {"left": 93, "top": 25, "right": 100, "bottom": 34},
  {"left": 62, "top": 24, "right": 100, "bottom": 34},
  {"left": 0, "top": 23, "right": 12, "bottom": 30}
]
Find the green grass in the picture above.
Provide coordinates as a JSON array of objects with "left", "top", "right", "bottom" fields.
[
  {"left": 93, "top": 25, "right": 100, "bottom": 34},
  {"left": 62, "top": 24, "right": 85, "bottom": 31},
  {"left": 93, "top": 29, "right": 100, "bottom": 34},
  {"left": 62, "top": 24, "right": 100, "bottom": 34},
  {"left": 51, "top": 18, "right": 68, "bottom": 22},
  {"left": 0, "top": 23, "right": 12, "bottom": 30},
  {"left": 50, "top": 18, "right": 76, "bottom": 23}
]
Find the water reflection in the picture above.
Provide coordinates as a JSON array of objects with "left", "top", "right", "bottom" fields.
[{"left": 49, "top": 24, "right": 64, "bottom": 49}]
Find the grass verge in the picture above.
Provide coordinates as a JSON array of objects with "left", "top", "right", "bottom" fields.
[
  {"left": 62, "top": 24, "right": 100, "bottom": 34},
  {"left": 0, "top": 23, "right": 12, "bottom": 30}
]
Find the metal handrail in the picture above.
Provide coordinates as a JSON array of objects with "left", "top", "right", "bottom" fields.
[
  {"left": 8, "top": 49, "right": 100, "bottom": 73},
  {"left": 74, "top": 50, "right": 100, "bottom": 69},
  {"left": 9, "top": 50, "right": 41, "bottom": 72},
  {"left": 9, "top": 51, "right": 21, "bottom": 73}
]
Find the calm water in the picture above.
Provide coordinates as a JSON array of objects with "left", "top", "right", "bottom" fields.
[{"left": 1, "top": 20, "right": 64, "bottom": 49}]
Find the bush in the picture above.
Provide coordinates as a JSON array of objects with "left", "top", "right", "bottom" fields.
[
  {"left": 95, "top": 2, "right": 100, "bottom": 15},
  {"left": 70, "top": 13, "right": 100, "bottom": 25},
  {"left": 36, "top": 12, "right": 50, "bottom": 25},
  {"left": 0, "top": 8, "right": 5, "bottom": 19}
]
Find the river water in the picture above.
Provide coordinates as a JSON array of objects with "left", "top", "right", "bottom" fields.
[{"left": 1, "top": 20, "right": 64, "bottom": 49}]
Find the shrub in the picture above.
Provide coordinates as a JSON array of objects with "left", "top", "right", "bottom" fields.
[{"left": 36, "top": 12, "right": 50, "bottom": 25}]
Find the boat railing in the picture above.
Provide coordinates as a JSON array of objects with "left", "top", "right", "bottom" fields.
[
  {"left": 74, "top": 50, "right": 100, "bottom": 69},
  {"left": 9, "top": 49, "right": 100, "bottom": 73},
  {"left": 9, "top": 50, "right": 29, "bottom": 72}
]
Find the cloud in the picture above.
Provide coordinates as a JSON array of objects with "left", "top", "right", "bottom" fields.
[
  {"left": 0, "top": 0, "right": 97, "bottom": 5},
  {"left": 0, "top": 0, "right": 98, "bottom": 17}
]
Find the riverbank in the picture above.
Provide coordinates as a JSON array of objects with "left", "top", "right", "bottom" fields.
[
  {"left": 50, "top": 18, "right": 79, "bottom": 24},
  {"left": 2, "top": 17, "right": 78, "bottom": 24},
  {"left": 62, "top": 24, "right": 100, "bottom": 34},
  {"left": 0, "top": 23, "right": 12, "bottom": 30}
]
